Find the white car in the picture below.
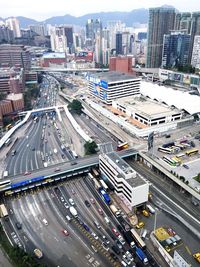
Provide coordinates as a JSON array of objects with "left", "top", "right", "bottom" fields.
[{"left": 91, "top": 232, "right": 98, "bottom": 240}]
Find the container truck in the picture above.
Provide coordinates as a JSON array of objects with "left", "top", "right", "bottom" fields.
[
  {"left": 69, "top": 206, "right": 78, "bottom": 217},
  {"left": 136, "top": 247, "right": 148, "bottom": 265},
  {"left": 109, "top": 204, "right": 121, "bottom": 217}
]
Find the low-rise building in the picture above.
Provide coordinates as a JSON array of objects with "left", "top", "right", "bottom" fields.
[
  {"left": 99, "top": 152, "right": 149, "bottom": 209},
  {"left": 87, "top": 71, "right": 141, "bottom": 104},
  {"left": 41, "top": 52, "right": 66, "bottom": 67},
  {"left": 7, "top": 93, "right": 24, "bottom": 112},
  {"left": 112, "top": 96, "right": 183, "bottom": 127},
  {"left": 0, "top": 67, "right": 24, "bottom": 94}
]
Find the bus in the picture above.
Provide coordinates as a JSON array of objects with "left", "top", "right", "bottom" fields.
[
  {"left": 171, "top": 157, "right": 181, "bottom": 165},
  {"left": 0, "top": 204, "right": 8, "bottom": 218},
  {"left": 185, "top": 149, "right": 199, "bottom": 157},
  {"left": 176, "top": 153, "right": 186, "bottom": 159},
  {"left": 4, "top": 138, "right": 12, "bottom": 146},
  {"left": 158, "top": 147, "right": 173, "bottom": 154},
  {"left": 117, "top": 142, "right": 129, "bottom": 151},
  {"left": 5, "top": 124, "right": 12, "bottom": 130},
  {"left": 130, "top": 228, "right": 146, "bottom": 249},
  {"left": 99, "top": 179, "right": 108, "bottom": 191},
  {"left": 0, "top": 180, "right": 11, "bottom": 188},
  {"left": 162, "top": 156, "right": 176, "bottom": 166}
]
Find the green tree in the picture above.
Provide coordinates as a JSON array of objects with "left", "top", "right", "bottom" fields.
[
  {"left": 68, "top": 99, "right": 83, "bottom": 115},
  {"left": 84, "top": 141, "right": 98, "bottom": 155}
]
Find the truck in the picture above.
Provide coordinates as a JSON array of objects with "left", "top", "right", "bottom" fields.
[
  {"left": 109, "top": 204, "right": 121, "bottom": 217},
  {"left": 193, "top": 252, "right": 200, "bottom": 263},
  {"left": 99, "top": 188, "right": 111, "bottom": 204},
  {"left": 69, "top": 206, "right": 78, "bottom": 217},
  {"left": 136, "top": 247, "right": 148, "bottom": 265},
  {"left": 61, "top": 144, "right": 66, "bottom": 151},
  {"left": 123, "top": 231, "right": 136, "bottom": 248},
  {"left": 0, "top": 204, "right": 8, "bottom": 218},
  {"left": 34, "top": 248, "right": 43, "bottom": 259},
  {"left": 3, "top": 171, "right": 8, "bottom": 178}
]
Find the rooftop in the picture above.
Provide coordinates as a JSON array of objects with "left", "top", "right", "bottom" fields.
[
  {"left": 90, "top": 71, "right": 139, "bottom": 83},
  {"left": 7, "top": 93, "right": 23, "bottom": 101},
  {"left": 115, "top": 96, "right": 179, "bottom": 119},
  {"left": 106, "top": 151, "right": 146, "bottom": 187}
]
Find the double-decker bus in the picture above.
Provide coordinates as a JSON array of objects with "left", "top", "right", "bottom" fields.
[
  {"left": 130, "top": 228, "right": 146, "bottom": 249},
  {"left": 117, "top": 142, "right": 129, "bottom": 151},
  {"left": 158, "top": 147, "right": 173, "bottom": 154},
  {"left": 162, "top": 156, "right": 176, "bottom": 166},
  {"left": 0, "top": 179, "right": 11, "bottom": 188},
  {"left": 185, "top": 149, "right": 199, "bottom": 156}
]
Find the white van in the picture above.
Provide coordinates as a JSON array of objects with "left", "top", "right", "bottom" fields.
[
  {"left": 66, "top": 215, "right": 71, "bottom": 222},
  {"left": 121, "top": 260, "right": 127, "bottom": 267},
  {"left": 146, "top": 204, "right": 155, "bottom": 214},
  {"left": 69, "top": 198, "right": 74, "bottom": 205},
  {"left": 141, "top": 229, "right": 147, "bottom": 239},
  {"left": 42, "top": 219, "right": 48, "bottom": 226},
  {"left": 104, "top": 217, "right": 110, "bottom": 224}
]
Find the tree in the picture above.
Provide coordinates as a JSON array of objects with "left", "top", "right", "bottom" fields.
[
  {"left": 68, "top": 100, "right": 83, "bottom": 115},
  {"left": 84, "top": 141, "right": 98, "bottom": 155}
]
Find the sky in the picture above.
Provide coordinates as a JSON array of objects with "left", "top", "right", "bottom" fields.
[{"left": 1, "top": 0, "right": 199, "bottom": 21}]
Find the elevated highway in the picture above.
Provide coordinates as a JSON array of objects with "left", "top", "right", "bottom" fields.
[{"left": 0, "top": 149, "right": 137, "bottom": 195}]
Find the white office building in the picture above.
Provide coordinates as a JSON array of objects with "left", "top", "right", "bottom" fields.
[
  {"left": 99, "top": 152, "right": 149, "bottom": 209},
  {"left": 87, "top": 71, "right": 141, "bottom": 104},
  {"left": 191, "top": 35, "right": 200, "bottom": 69},
  {"left": 6, "top": 18, "right": 21, "bottom": 38}
]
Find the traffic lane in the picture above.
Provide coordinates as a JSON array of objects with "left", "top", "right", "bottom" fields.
[
  {"left": 42, "top": 188, "right": 114, "bottom": 267},
  {"left": 129, "top": 161, "right": 200, "bottom": 224}
]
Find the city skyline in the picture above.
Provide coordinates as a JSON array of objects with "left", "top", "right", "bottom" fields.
[{"left": 1, "top": 0, "right": 199, "bottom": 20}]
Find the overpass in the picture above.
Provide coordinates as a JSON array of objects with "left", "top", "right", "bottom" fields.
[
  {"left": 32, "top": 67, "right": 109, "bottom": 73},
  {"left": 0, "top": 149, "right": 137, "bottom": 196}
]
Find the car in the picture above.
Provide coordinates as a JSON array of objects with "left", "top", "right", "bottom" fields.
[
  {"left": 31, "top": 147, "right": 35, "bottom": 151},
  {"left": 9, "top": 209, "right": 13, "bottom": 214},
  {"left": 98, "top": 208, "right": 103, "bottom": 215},
  {"left": 116, "top": 240, "right": 123, "bottom": 249},
  {"left": 91, "top": 232, "right": 99, "bottom": 240},
  {"left": 167, "top": 228, "right": 176, "bottom": 236},
  {"left": 102, "top": 235, "right": 110, "bottom": 244},
  {"left": 91, "top": 245, "right": 98, "bottom": 253},
  {"left": 15, "top": 222, "right": 22, "bottom": 230},
  {"left": 102, "top": 242, "right": 109, "bottom": 251},
  {"left": 60, "top": 197, "right": 65, "bottom": 202},
  {"left": 45, "top": 139, "right": 48, "bottom": 143},
  {"left": 165, "top": 134, "right": 171, "bottom": 138},
  {"left": 112, "top": 245, "right": 120, "bottom": 255},
  {"left": 112, "top": 227, "right": 120, "bottom": 237},
  {"left": 83, "top": 223, "right": 90, "bottom": 232},
  {"left": 64, "top": 203, "right": 69, "bottom": 209},
  {"left": 85, "top": 200, "right": 91, "bottom": 207},
  {"left": 110, "top": 252, "right": 118, "bottom": 261},
  {"left": 70, "top": 162, "right": 77, "bottom": 165},
  {"left": 62, "top": 229, "right": 69, "bottom": 236},
  {"left": 183, "top": 164, "right": 189, "bottom": 169},
  {"left": 54, "top": 168, "right": 61, "bottom": 172},
  {"left": 118, "top": 235, "right": 125, "bottom": 245},
  {"left": 142, "top": 210, "right": 150, "bottom": 217},
  {"left": 24, "top": 171, "right": 31, "bottom": 176},
  {"left": 136, "top": 221, "right": 145, "bottom": 229},
  {"left": 71, "top": 189, "right": 75, "bottom": 195},
  {"left": 90, "top": 198, "right": 95, "bottom": 204}
]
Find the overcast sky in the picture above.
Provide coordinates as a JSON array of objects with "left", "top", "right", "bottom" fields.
[{"left": 1, "top": 0, "right": 199, "bottom": 20}]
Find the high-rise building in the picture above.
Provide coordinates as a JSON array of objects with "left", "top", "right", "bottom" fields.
[
  {"left": 146, "top": 7, "right": 175, "bottom": 68},
  {"left": 50, "top": 26, "right": 67, "bottom": 53},
  {"left": 191, "top": 35, "right": 200, "bottom": 69},
  {"left": 29, "top": 24, "right": 47, "bottom": 36},
  {"left": 86, "top": 19, "right": 102, "bottom": 50},
  {"left": 0, "top": 44, "right": 31, "bottom": 69},
  {"left": 0, "top": 25, "right": 14, "bottom": 43},
  {"left": 107, "top": 21, "right": 125, "bottom": 51},
  {"left": 6, "top": 18, "right": 21, "bottom": 38},
  {"left": 63, "top": 26, "right": 74, "bottom": 53},
  {"left": 175, "top": 12, "right": 200, "bottom": 63},
  {"left": 162, "top": 31, "right": 190, "bottom": 68},
  {"left": 116, "top": 32, "right": 122, "bottom": 55}
]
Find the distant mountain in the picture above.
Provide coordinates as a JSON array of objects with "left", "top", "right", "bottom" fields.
[{"left": 1, "top": 8, "right": 149, "bottom": 28}]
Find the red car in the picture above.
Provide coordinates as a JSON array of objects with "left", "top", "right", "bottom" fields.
[
  {"left": 112, "top": 227, "right": 119, "bottom": 237},
  {"left": 24, "top": 171, "right": 31, "bottom": 176},
  {"left": 71, "top": 189, "right": 76, "bottom": 195},
  {"left": 167, "top": 228, "right": 176, "bottom": 236},
  {"left": 90, "top": 198, "right": 95, "bottom": 204},
  {"left": 62, "top": 229, "right": 69, "bottom": 236},
  {"left": 98, "top": 208, "right": 103, "bottom": 215}
]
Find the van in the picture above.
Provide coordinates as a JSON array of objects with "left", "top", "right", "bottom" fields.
[
  {"left": 104, "top": 216, "right": 110, "bottom": 224},
  {"left": 121, "top": 260, "right": 127, "bottom": 267},
  {"left": 94, "top": 220, "right": 101, "bottom": 229},
  {"left": 141, "top": 229, "right": 147, "bottom": 239},
  {"left": 174, "top": 235, "right": 181, "bottom": 242},
  {"left": 66, "top": 215, "right": 71, "bottom": 222},
  {"left": 42, "top": 219, "right": 48, "bottom": 226},
  {"left": 146, "top": 204, "right": 155, "bottom": 214},
  {"left": 69, "top": 198, "right": 74, "bottom": 205}
]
